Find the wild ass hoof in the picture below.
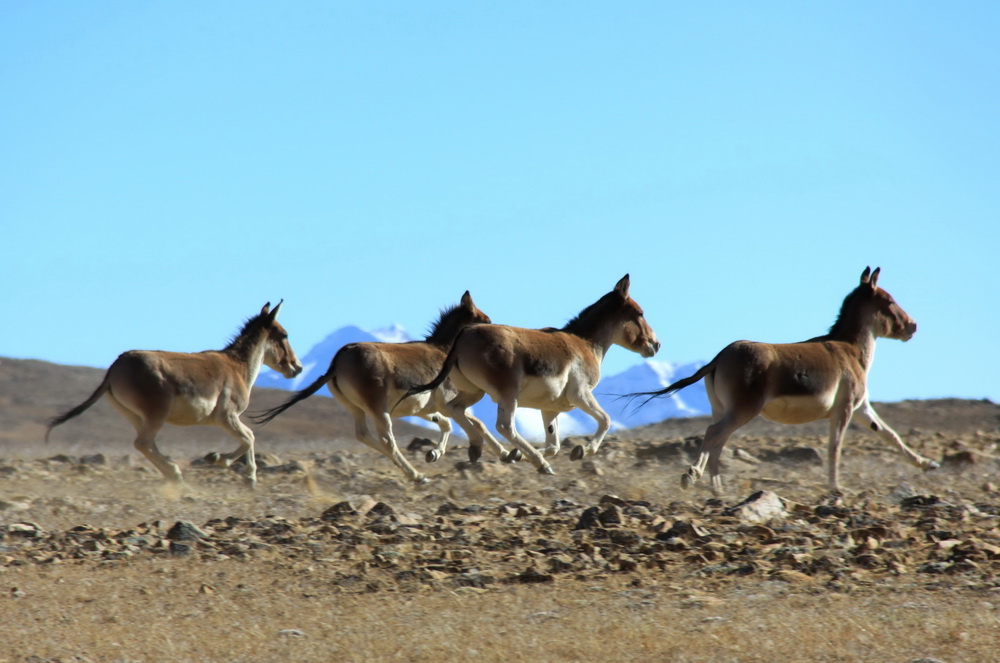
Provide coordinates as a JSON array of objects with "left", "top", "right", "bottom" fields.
[
  {"left": 502, "top": 449, "right": 522, "bottom": 463},
  {"left": 425, "top": 449, "right": 441, "bottom": 463},
  {"left": 680, "top": 472, "right": 694, "bottom": 490},
  {"left": 922, "top": 459, "right": 941, "bottom": 472},
  {"left": 204, "top": 451, "right": 223, "bottom": 466},
  {"left": 570, "top": 445, "right": 586, "bottom": 461},
  {"left": 414, "top": 475, "right": 430, "bottom": 485},
  {"left": 537, "top": 464, "right": 555, "bottom": 475},
  {"left": 467, "top": 445, "right": 483, "bottom": 463}
]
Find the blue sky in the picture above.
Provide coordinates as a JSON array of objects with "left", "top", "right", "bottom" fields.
[{"left": 2, "top": 2, "right": 998, "bottom": 403}]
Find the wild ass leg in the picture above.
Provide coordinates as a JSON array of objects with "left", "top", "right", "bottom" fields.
[
  {"left": 853, "top": 400, "right": 939, "bottom": 472},
  {"left": 569, "top": 392, "right": 612, "bottom": 460},
  {"left": 826, "top": 404, "right": 855, "bottom": 492},
  {"left": 215, "top": 413, "right": 258, "bottom": 487},
  {"left": 441, "top": 394, "right": 514, "bottom": 463},
  {"left": 419, "top": 412, "right": 453, "bottom": 463},
  {"left": 108, "top": 397, "right": 184, "bottom": 483},
  {"left": 372, "top": 412, "right": 428, "bottom": 484},
  {"left": 341, "top": 403, "right": 378, "bottom": 452},
  {"left": 686, "top": 380, "right": 761, "bottom": 494},
  {"left": 691, "top": 413, "right": 754, "bottom": 495},
  {"left": 133, "top": 426, "right": 184, "bottom": 483},
  {"left": 541, "top": 411, "right": 561, "bottom": 457},
  {"left": 494, "top": 394, "right": 554, "bottom": 475},
  {"left": 342, "top": 400, "right": 415, "bottom": 465}
]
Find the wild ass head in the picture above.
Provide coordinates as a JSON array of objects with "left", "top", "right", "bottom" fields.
[
  {"left": 835, "top": 267, "right": 917, "bottom": 342},
  {"left": 567, "top": 274, "right": 660, "bottom": 358},
  {"left": 610, "top": 274, "right": 661, "bottom": 357},
  {"left": 259, "top": 301, "right": 304, "bottom": 378}
]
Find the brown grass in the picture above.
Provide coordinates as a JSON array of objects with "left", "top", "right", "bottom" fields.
[{"left": 5, "top": 558, "right": 999, "bottom": 662}]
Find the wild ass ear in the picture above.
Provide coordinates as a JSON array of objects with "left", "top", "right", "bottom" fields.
[
  {"left": 869, "top": 267, "right": 881, "bottom": 288},
  {"left": 614, "top": 274, "right": 631, "bottom": 298},
  {"left": 460, "top": 290, "right": 473, "bottom": 307},
  {"left": 860, "top": 267, "right": 872, "bottom": 285},
  {"left": 265, "top": 299, "right": 284, "bottom": 322}
]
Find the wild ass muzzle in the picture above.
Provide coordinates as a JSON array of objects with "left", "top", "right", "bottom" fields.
[
  {"left": 46, "top": 301, "right": 303, "bottom": 487},
  {"left": 631, "top": 267, "right": 937, "bottom": 494},
  {"left": 253, "top": 291, "right": 498, "bottom": 483},
  {"left": 401, "top": 275, "right": 661, "bottom": 474}
]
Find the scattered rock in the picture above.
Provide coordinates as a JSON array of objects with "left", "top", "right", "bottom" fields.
[
  {"left": 574, "top": 506, "right": 602, "bottom": 530},
  {"left": 759, "top": 446, "right": 823, "bottom": 465},
  {"left": 732, "top": 448, "right": 761, "bottom": 464},
  {"left": 406, "top": 438, "right": 435, "bottom": 453},
  {"left": 941, "top": 450, "right": 976, "bottom": 468},
  {"left": 722, "top": 491, "right": 787, "bottom": 524},
  {"left": 166, "top": 521, "right": 208, "bottom": 541},
  {"left": 505, "top": 566, "right": 554, "bottom": 584},
  {"left": 635, "top": 440, "right": 685, "bottom": 462},
  {"left": 4, "top": 400, "right": 1000, "bottom": 598}
]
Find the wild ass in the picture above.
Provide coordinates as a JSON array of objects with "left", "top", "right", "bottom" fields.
[
  {"left": 46, "top": 302, "right": 303, "bottom": 487},
  {"left": 632, "top": 267, "right": 938, "bottom": 494},
  {"left": 402, "top": 275, "right": 661, "bottom": 474},
  {"left": 253, "top": 292, "right": 499, "bottom": 483}
]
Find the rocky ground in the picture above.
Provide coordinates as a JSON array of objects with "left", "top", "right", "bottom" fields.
[{"left": 2, "top": 395, "right": 999, "bottom": 662}]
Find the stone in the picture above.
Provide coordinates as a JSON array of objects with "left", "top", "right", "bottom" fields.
[
  {"left": 166, "top": 521, "right": 208, "bottom": 541},
  {"left": 722, "top": 491, "right": 787, "bottom": 524}
]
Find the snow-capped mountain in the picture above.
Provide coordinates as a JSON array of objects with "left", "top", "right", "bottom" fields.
[
  {"left": 256, "top": 324, "right": 411, "bottom": 393},
  {"left": 256, "top": 324, "right": 709, "bottom": 440},
  {"left": 486, "top": 359, "right": 710, "bottom": 440}
]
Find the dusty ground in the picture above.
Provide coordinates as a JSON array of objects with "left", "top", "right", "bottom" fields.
[{"left": 2, "top": 361, "right": 999, "bottom": 662}]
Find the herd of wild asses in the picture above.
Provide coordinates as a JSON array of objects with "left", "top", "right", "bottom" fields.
[{"left": 46, "top": 268, "right": 938, "bottom": 494}]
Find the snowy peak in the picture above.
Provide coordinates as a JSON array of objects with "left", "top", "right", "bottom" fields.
[
  {"left": 256, "top": 324, "right": 710, "bottom": 435},
  {"left": 255, "top": 324, "right": 415, "bottom": 392}
]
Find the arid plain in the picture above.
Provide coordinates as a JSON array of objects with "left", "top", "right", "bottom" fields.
[{"left": 2, "top": 358, "right": 999, "bottom": 662}]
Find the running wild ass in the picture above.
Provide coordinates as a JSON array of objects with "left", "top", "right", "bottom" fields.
[
  {"left": 402, "top": 275, "right": 661, "bottom": 474},
  {"left": 46, "top": 302, "right": 303, "bottom": 487},
  {"left": 253, "top": 292, "right": 496, "bottom": 483},
  {"left": 632, "top": 267, "right": 938, "bottom": 494}
]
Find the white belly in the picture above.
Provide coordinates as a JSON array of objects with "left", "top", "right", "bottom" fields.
[
  {"left": 514, "top": 376, "right": 575, "bottom": 412},
  {"left": 760, "top": 394, "right": 834, "bottom": 425}
]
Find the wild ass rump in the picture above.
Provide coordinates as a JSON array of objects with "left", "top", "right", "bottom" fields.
[{"left": 46, "top": 302, "right": 303, "bottom": 487}]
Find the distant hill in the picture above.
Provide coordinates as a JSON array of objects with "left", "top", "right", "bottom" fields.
[
  {"left": 4, "top": 357, "right": 996, "bottom": 465},
  {"left": 0, "top": 357, "right": 425, "bottom": 458}
]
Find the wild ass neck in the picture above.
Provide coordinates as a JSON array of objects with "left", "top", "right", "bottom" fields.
[
  {"left": 562, "top": 317, "right": 615, "bottom": 364},
  {"left": 824, "top": 304, "right": 880, "bottom": 371},
  {"left": 223, "top": 328, "right": 271, "bottom": 385}
]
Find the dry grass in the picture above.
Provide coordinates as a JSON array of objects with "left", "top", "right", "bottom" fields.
[{"left": 5, "top": 557, "right": 998, "bottom": 663}]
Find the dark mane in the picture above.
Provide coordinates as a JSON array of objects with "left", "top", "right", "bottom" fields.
[
  {"left": 562, "top": 291, "right": 621, "bottom": 336},
  {"left": 425, "top": 303, "right": 465, "bottom": 346},
  {"left": 224, "top": 309, "right": 270, "bottom": 352},
  {"left": 827, "top": 285, "right": 868, "bottom": 338}
]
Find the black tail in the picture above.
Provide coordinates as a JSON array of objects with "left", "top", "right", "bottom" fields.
[
  {"left": 46, "top": 374, "right": 112, "bottom": 442},
  {"left": 625, "top": 361, "right": 715, "bottom": 409},
  {"left": 393, "top": 329, "right": 465, "bottom": 411},
  {"left": 251, "top": 369, "right": 331, "bottom": 426}
]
